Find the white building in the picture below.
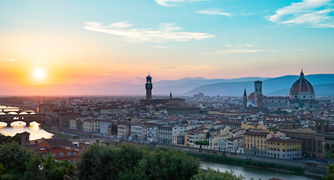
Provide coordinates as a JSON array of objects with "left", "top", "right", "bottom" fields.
[{"left": 172, "top": 125, "right": 185, "bottom": 145}]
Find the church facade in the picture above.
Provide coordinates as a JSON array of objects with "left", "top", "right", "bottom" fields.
[{"left": 243, "top": 70, "right": 317, "bottom": 109}]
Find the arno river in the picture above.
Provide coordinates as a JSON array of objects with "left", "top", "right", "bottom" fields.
[
  {"left": 0, "top": 105, "right": 53, "bottom": 140},
  {"left": 201, "top": 161, "right": 322, "bottom": 180}
]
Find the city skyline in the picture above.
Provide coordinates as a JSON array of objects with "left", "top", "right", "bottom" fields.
[{"left": 1, "top": 0, "right": 334, "bottom": 87}]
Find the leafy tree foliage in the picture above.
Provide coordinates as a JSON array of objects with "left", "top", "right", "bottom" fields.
[
  {"left": 193, "top": 168, "right": 245, "bottom": 180},
  {"left": 325, "top": 152, "right": 334, "bottom": 180},
  {"left": 206, "top": 132, "right": 211, "bottom": 139},
  {"left": 76, "top": 143, "right": 200, "bottom": 180},
  {"left": 0, "top": 134, "right": 21, "bottom": 145},
  {"left": 0, "top": 142, "right": 74, "bottom": 180},
  {"left": 0, "top": 141, "right": 33, "bottom": 175},
  {"left": 139, "top": 148, "right": 200, "bottom": 180},
  {"left": 75, "top": 143, "right": 144, "bottom": 180}
]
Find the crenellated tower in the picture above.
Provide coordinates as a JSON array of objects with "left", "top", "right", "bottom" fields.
[{"left": 145, "top": 73, "right": 153, "bottom": 100}]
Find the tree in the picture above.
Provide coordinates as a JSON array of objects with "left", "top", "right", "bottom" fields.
[
  {"left": 206, "top": 132, "right": 211, "bottom": 140},
  {"left": 75, "top": 143, "right": 200, "bottom": 180},
  {"left": 0, "top": 142, "right": 33, "bottom": 175},
  {"left": 139, "top": 148, "right": 200, "bottom": 180},
  {"left": 193, "top": 168, "right": 245, "bottom": 180},
  {"left": 75, "top": 142, "right": 144, "bottom": 180},
  {"left": 325, "top": 152, "right": 334, "bottom": 180}
]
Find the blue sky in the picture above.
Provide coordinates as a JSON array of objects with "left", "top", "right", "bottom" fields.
[{"left": 0, "top": 0, "right": 334, "bottom": 85}]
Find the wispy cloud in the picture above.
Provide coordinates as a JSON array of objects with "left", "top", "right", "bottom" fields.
[
  {"left": 84, "top": 22, "right": 214, "bottom": 43},
  {"left": 200, "top": 49, "right": 263, "bottom": 55},
  {"left": 151, "top": 45, "right": 168, "bottom": 48},
  {"left": 155, "top": 0, "right": 208, "bottom": 7},
  {"left": 268, "top": 0, "right": 334, "bottom": 28},
  {"left": 196, "top": 9, "right": 231, "bottom": 17}
]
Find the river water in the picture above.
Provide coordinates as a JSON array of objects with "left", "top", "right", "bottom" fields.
[
  {"left": 201, "top": 161, "right": 322, "bottom": 180},
  {"left": 0, "top": 105, "right": 53, "bottom": 140}
]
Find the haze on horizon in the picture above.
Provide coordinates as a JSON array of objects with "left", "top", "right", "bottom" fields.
[{"left": 1, "top": 0, "right": 334, "bottom": 89}]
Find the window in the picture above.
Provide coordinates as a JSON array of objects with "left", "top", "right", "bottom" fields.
[
  {"left": 60, "top": 153, "right": 64, "bottom": 156},
  {"left": 52, "top": 153, "right": 56, "bottom": 157},
  {"left": 68, "top": 152, "right": 71, "bottom": 155}
]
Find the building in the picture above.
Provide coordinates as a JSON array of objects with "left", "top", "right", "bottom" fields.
[
  {"left": 226, "top": 136, "right": 244, "bottom": 153},
  {"left": 83, "top": 119, "right": 100, "bottom": 133},
  {"left": 99, "top": 120, "right": 114, "bottom": 135},
  {"left": 172, "top": 125, "right": 185, "bottom": 145},
  {"left": 290, "top": 70, "right": 317, "bottom": 108},
  {"left": 69, "top": 118, "right": 84, "bottom": 131},
  {"left": 139, "top": 74, "right": 186, "bottom": 111},
  {"left": 266, "top": 137, "right": 302, "bottom": 159},
  {"left": 117, "top": 122, "right": 131, "bottom": 139},
  {"left": 244, "top": 131, "right": 273, "bottom": 156},
  {"left": 59, "top": 112, "right": 81, "bottom": 128},
  {"left": 158, "top": 125, "right": 173, "bottom": 144},
  {"left": 131, "top": 124, "right": 143, "bottom": 140},
  {"left": 245, "top": 70, "right": 316, "bottom": 109},
  {"left": 281, "top": 119, "right": 334, "bottom": 159},
  {"left": 146, "top": 124, "right": 159, "bottom": 142},
  {"left": 38, "top": 139, "right": 80, "bottom": 164},
  {"left": 254, "top": 80, "right": 263, "bottom": 108}
]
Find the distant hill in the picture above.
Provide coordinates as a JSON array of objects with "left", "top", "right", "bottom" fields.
[
  {"left": 1, "top": 74, "right": 333, "bottom": 96},
  {"left": 185, "top": 74, "right": 334, "bottom": 96},
  {"left": 269, "top": 83, "right": 334, "bottom": 96}
]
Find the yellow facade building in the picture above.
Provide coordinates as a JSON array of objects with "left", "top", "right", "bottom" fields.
[{"left": 266, "top": 137, "right": 302, "bottom": 159}]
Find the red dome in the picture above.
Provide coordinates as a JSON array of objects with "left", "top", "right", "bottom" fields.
[
  {"left": 248, "top": 92, "right": 254, "bottom": 100},
  {"left": 290, "top": 70, "right": 315, "bottom": 96}
]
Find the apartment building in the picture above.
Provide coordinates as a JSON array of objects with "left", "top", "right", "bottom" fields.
[
  {"left": 267, "top": 137, "right": 302, "bottom": 159},
  {"left": 244, "top": 131, "right": 273, "bottom": 156}
]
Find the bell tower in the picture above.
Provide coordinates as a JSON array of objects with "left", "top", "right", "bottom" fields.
[
  {"left": 243, "top": 88, "right": 247, "bottom": 109},
  {"left": 254, "top": 80, "right": 263, "bottom": 108},
  {"left": 145, "top": 73, "right": 153, "bottom": 100}
]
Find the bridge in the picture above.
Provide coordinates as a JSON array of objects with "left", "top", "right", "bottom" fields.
[{"left": 0, "top": 109, "right": 45, "bottom": 127}]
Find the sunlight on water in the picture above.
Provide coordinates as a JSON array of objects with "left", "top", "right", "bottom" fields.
[
  {"left": 0, "top": 105, "right": 53, "bottom": 140},
  {"left": 0, "top": 121, "right": 53, "bottom": 140}
]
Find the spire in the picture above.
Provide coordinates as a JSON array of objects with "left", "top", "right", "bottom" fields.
[
  {"left": 243, "top": 88, "right": 247, "bottom": 96},
  {"left": 170, "top": 92, "right": 172, "bottom": 99},
  {"left": 300, "top": 69, "right": 304, "bottom": 77}
]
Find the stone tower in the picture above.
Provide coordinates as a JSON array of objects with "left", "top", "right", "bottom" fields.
[
  {"left": 170, "top": 92, "right": 172, "bottom": 99},
  {"left": 254, "top": 80, "right": 263, "bottom": 108},
  {"left": 243, "top": 88, "right": 247, "bottom": 109},
  {"left": 145, "top": 74, "right": 153, "bottom": 100}
]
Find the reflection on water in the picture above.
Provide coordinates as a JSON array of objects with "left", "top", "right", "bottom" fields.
[
  {"left": 0, "top": 121, "right": 53, "bottom": 140},
  {"left": 0, "top": 105, "right": 52, "bottom": 140},
  {"left": 201, "top": 161, "right": 322, "bottom": 180}
]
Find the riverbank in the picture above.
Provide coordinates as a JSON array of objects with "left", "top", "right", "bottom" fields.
[
  {"left": 201, "top": 161, "right": 322, "bottom": 180},
  {"left": 187, "top": 152, "right": 305, "bottom": 174},
  {"left": 41, "top": 124, "right": 81, "bottom": 139}
]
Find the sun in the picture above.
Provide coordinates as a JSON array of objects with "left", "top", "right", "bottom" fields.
[{"left": 33, "top": 69, "right": 45, "bottom": 79}]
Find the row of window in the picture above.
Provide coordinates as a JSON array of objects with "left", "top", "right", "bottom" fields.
[
  {"left": 247, "top": 139, "right": 267, "bottom": 144},
  {"left": 246, "top": 135, "right": 265, "bottom": 138},
  {"left": 50, "top": 152, "right": 77, "bottom": 157}
]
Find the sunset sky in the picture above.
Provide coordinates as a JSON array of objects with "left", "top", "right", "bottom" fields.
[{"left": 1, "top": 0, "right": 334, "bottom": 86}]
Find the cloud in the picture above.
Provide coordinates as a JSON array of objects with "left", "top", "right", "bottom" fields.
[
  {"left": 161, "top": 66, "right": 178, "bottom": 69},
  {"left": 155, "top": 0, "right": 208, "bottom": 7},
  {"left": 109, "top": 22, "right": 133, "bottom": 28},
  {"left": 0, "top": 65, "right": 7, "bottom": 68},
  {"left": 200, "top": 49, "right": 263, "bottom": 55},
  {"left": 196, "top": 9, "right": 231, "bottom": 17},
  {"left": 268, "top": 0, "right": 334, "bottom": 28},
  {"left": 3, "top": 59, "right": 16, "bottom": 62},
  {"left": 83, "top": 22, "right": 214, "bottom": 43},
  {"left": 151, "top": 45, "right": 168, "bottom": 48}
]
